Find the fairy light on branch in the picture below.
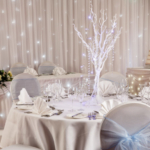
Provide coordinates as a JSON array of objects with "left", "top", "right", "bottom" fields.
[{"left": 74, "top": 4, "right": 122, "bottom": 96}]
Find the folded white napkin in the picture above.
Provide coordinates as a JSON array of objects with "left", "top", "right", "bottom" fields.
[
  {"left": 32, "top": 97, "right": 58, "bottom": 116},
  {"left": 18, "top": 88, "right": 32, "bottom": 104},
  {"left": 53, "top": 67, "right": 66, "bottom": 75},
  {"left": 98, "top": 99, "right": 121, "bottom": 118},
  {"left": 97, "top": 80, "right": 115, "bottom": 96},
  {"left": 47, "top": 83, "right": 66, "bottom": 97},
  {"left": 24, "top": 66, "right": 38, "bottom": 76}
]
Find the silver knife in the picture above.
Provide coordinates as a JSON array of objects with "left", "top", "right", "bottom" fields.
[{"left": 72, "top": 112, "right": 83, "bottom": 118}]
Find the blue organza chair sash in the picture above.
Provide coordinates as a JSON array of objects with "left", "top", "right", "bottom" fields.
[{"left": 101, "top": 117, "right": 150, "bottom": 150}]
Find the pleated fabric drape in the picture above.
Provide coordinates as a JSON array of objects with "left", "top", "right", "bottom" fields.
[{"left": 0, "top": 0, "right": 150, "bottom": 75}]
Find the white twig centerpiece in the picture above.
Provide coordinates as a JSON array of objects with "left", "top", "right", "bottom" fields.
[{"left": 74, "top": 5, "right": 122, "bottom": 98}]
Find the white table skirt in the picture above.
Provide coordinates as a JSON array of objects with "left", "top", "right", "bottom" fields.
[
  {"left": 0, "top": 94, "right": 139, "bottom": 150},
  {"left": 1, "top": 98, "right": 101, "bottom": 150},
  {"left": 0, "top": 73, "right": 95, "bottom": 129}
]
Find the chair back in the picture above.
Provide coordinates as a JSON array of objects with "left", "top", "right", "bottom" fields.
[
  {"left": 10, "top": 62, "right": 26, "bottom": 76},
  {"left": 100, "top": 71, "right": 126, "bottom": 84},
  {"left": 100, "top": 102, "right": 150, "bottom": 150},
  {"left": 38, "top": 61, "right": 56, "bottom": 75},
  {"left": 10, "top": 73, "right": 41, "bottom": 100}
]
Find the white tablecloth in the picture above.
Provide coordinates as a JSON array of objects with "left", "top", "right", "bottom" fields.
[
  {"left": 1, "top": 98, "right": 101, "bottom": 150},
  {"left": 0, "top": 96, "right": 137, "bottom": 150},
  {"left": 0, "top": 73, "right": 95, "bottom": 129}
]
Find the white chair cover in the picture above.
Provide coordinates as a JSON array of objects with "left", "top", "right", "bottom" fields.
[
  {"left": 2, "top": 144, "right": 41, "bottom": 150},
  {"left": 38, "top": 61, "right": 56, "bottom": 75},
  {"left": 100, "top": 102, "right": 150, "bottom": 150},
  {"left": 10, "top": 73, "right": 41, "bottom": 100},
  {"left": 10, "top": 62, "right": 27, "bottom": 76},
  {"left": 100, "top": 71, "right": 126, "bottom": 84}
]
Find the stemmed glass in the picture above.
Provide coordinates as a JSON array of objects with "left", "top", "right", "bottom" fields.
[
  {"left": 42, "top": 89, "right": 47, "bottom": 102},
  {"left": 147, "top": 82, "right": 150, "bottom": 101},
  {"left": 113, "top": 82, "right": 120, "bottom": 99},
  {"left": 139, "top": 84, "right": 147, "bottom": 104},
  {"left": 76, "top": 82, "right": 85, "bottom": 111},
  {"left": 57, "top": 82, "right": 62, "bottom": 101},
  {"left": 142, "top": 82, "right": 150, "bottom": 104},
  {"left": 53, "top": 82, "right": 62, "bottom": 101},
  {"left": 121, "top": 85, "right": 129, "bottom": 102},
  {"left": 78, "top": 91, "right": 85, "bottom": 111},
  {"left": 68, "top": 87, "right": 76, "bottom": 112},
  {"left": 45, "top": 87, "right": 49, "bottom": 102}
]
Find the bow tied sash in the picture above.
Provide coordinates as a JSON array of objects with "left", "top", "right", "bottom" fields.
[{"left": 101, "top": 117, "right": 150, "bottom": 150}]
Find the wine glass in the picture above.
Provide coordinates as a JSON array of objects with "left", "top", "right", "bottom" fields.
[
  {"left": 147, "top": 82, "right": 150, "bottom": 101},
  {"left": 113, "top": 82, "right": 120, "bottom": 99},
  {"left": 45, "top": 87, "right": 49, "bottom": 102},
  {"left": 68, "top": 87, "right": 76, "bottom": 112},
  {"left": 77, "top": 86, "right": 85, "bottom": 111},
  {"left": 139, "top": 84, "right": 147, "bottom": 104},
  {"left": 120, "top": 84, "right": 129, "bottom": 102},
  {"left": 142, "top": 82, "right": 150, "bottom": 105},
  {"left": 57, "top": 82, "right": 62, "bottom": 101}
]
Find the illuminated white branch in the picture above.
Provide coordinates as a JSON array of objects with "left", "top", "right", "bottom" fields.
[{"left": 74, "top": 5, "right": 122, "bottom": 97}]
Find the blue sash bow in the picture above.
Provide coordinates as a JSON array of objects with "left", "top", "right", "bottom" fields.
[{"left": 101, "top": 117, "right": 150, "bottom": 150}]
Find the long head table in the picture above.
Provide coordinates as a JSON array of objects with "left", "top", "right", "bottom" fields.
[{"left": 0, "top": 73, "right": 95, "bottom": 129}]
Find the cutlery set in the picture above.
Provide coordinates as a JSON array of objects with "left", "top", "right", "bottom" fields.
[
  {"left": 41, "top": 111, "right": 63, "bottom": 117},
  {"left": 71, "top": 112, "right": 83, "bottom": 118},
  {"left": 22, "top": 104, "right": 99, "bottom": 120},
  {"left": 49, "top": 106, "right": 64, "bottom": 112}
]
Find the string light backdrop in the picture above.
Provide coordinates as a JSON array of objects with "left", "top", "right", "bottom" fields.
[{"left": 0, "top": 0, "right": 150, "bottom": 75}]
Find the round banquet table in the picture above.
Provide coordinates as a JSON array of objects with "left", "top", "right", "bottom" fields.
[{"left": 0, "top": 98, "right": 102, "bottom": 150}]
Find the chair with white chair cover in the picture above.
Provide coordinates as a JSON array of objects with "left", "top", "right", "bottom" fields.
[
  {"left": 10, "top": 73, "right": 41, "bottom": 100},
  {"left": 2, "top": 145, "right": 41, "bottom": 150},
  {"left": 38, "top": 61, "right": 56, "bottom": 75},
  {"left": 10, "top": 62, "right": 27, "bottom": 76},
  {"left": 100, "top": 71, "right": 126, "bottom": 84},
  {"left": 100, "top": 102, "right": 150, "bottom": 150}
]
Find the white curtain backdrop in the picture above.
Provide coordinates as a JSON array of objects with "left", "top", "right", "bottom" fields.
[{"left": 0, "top": 0, "right": 150, "bottom": 75}]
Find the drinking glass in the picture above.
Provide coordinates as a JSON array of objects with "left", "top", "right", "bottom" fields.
[
  {"left": 139, "top": 84, "right": 147, "bottom": 104},
  {"left": 113, "top": 82, "right": 120, "bottom": 99},
  {"left": 57, "top": 83, "right": 62, "bottom": 101},
  {"left": 68, "top": 87, "right": 76, "bottom": 112},
  {"left": 147, "top": 83, "right": 150, "bottom": 101},
  {"left": 121, "top": 85, "right": 129, "bottom": 102},
  {"left": 77, "top": 86, "right": 85, "bottom": 111}
]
